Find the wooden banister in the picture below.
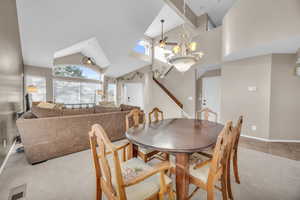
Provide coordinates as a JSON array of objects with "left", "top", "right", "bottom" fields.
[{"left": 153, "top": 76, "right": 183, "bottom": 109}]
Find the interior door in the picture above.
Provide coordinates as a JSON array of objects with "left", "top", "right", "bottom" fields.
[
  {"left": 202, "top": 76, "right": 221, "bottom": 122},
  {"left": 124, "top": 83, "right": 144, "bottom": 109}
]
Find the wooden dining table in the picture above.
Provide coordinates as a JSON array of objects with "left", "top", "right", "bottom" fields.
[{"left": 126, "top": 118, "right": 224, "bottom": 200}]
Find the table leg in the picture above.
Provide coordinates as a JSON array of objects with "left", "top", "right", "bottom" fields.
[
  {"left": 128, "top": 143, "right": 138, "bottom": 159},
  {"left": 132, "top": 143, "right": 138, "bottom": 158},
  {"left": 175, "top": 153, "right": 189, "bottom": 200}
]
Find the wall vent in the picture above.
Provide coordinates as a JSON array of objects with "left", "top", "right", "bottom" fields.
[{"left": 8, "top": 184, "right": 26, "bottom": 200}]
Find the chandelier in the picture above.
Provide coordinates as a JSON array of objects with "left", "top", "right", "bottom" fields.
[{"left": 159, "top": 0, "right": 204, "bottom": 72}]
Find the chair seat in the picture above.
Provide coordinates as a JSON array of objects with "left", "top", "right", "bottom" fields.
[
  {"left": 112, "top": 158, "right": 172, "bottom": 200},
  {"left": 139, "top": 147, "right": 156, "bottom": 154},
  {"left": 170, "top": 153, "right": 211, "bottom": 184},
  {"left": 113, "top": 139, "right": 130, "bottom": 147},
  {"left": 189, "top": 161, "right": 211, "bottom": 184}
]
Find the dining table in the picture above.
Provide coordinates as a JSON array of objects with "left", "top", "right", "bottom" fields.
[{"left": 125, "top": 118, "right": 224, "bottom": 200}]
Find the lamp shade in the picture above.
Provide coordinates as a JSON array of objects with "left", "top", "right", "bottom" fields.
[
  {"left": 96, "top": 90, "right": 104, "bottom": 95},
  {"left": 27, "top": 85, "right": 38, "bottom": 93}
]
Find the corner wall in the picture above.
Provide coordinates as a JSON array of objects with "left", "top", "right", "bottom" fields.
[
  {"left": 0, "top": 0, "right": 24, "bottom": 165},
  {"left": 269, "top": 54, "right": 300, "bottom": 140}
]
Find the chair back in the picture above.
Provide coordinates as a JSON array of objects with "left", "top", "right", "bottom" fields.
[
  {"left": 196, "top": 107, "right": 218, "bottom": 122},
  {"left": 126, "top": 109, "right": 145, "bottom": 130},
  {"left": 89, "top": 124, "right": 125, "bottom": 200},
  {"left": 148, "top": 107, "right": 164, "bottom": 123},
  {"left": 209, "top": 121, "right": 233, "bottom": 178},
  {"left": 232, "top": 116, "right": 243, "bottom": 153}
]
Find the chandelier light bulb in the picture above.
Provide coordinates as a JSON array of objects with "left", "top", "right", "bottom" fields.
[
  {"left": 189, "top": 42, "right": 197, "bottom": 51},
  {"left": 172, "top": 45, "right": 181, "bottom": 54}
]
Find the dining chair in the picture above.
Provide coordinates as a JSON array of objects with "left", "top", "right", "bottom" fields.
[
  {"left": 148, "top": 107, "right": 164, "bottom": 123},
  {"left": 195, "top": 107, "right": 218, "bottom": 158},
  {"left": 126, "top": 109, "right": 160, "bottom": 162},
  {"left": 148, "top": 107, "right": 169, "bottom": 161},
  {"left": 188, "top": 121, "right": 233, "bottom": 200},
  {"left": 89, "top": 124, "right": 174, "bottom": 200},
  {"left": 196, "top": 116, "right": 244, "bottom": 200},
  {"left": 226, "top": 116, "right": 243, "bottom": 200},
  {"left": 196, "top": 107, "right": 218, "bottom": 122}
]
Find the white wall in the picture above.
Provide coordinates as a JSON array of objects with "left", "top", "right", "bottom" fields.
[
  {"left": 221, "top": 55, "right": 272, "bottom": 139},
  {"left": 223, "top": 0, "right": 300, "bottom": 61}
]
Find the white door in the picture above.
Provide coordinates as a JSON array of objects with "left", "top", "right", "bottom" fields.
[
  {"left": 124, "top": 83, "right": 144, "bottom": 109},
  {"left": 202, "top": 76, "right": 221, "bottom": 122}
]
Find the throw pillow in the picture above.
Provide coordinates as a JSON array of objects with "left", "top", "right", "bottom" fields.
[
  {"left": 120, "top": 104, "right": 140, "bottom": 111},
  {"left": 37, "top": 102, "right": 56, "bottom": 109}
]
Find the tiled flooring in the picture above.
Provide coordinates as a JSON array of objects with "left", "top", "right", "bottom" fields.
[
  {"left": 239, "top": 137, "right": 300, "bottom": 161},
  {"left": 0, "top": 140, "right": 299, "bottom": 200}
]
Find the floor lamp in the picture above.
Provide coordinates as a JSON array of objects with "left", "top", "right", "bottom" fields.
[{"left": 26, "top": 85, "right": 38, "bottom": 111}]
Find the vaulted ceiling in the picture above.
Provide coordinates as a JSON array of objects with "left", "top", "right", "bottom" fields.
[
  {"left": 16, "top": 0, "right": 163, "bottom": 77},
  {"left": 16, "top": 0, "right": 237, "bottom": 77}
]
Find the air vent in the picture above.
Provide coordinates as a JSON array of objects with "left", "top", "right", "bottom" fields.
[{"left": 8, "top": 184, "right": 26, "bottom": 200}]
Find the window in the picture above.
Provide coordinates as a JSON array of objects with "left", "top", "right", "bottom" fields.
[
  {"left": 154, "top": 46, "right": 172, "bottom": 63},
  {"left": 53, "top": 65, "right": 103, "bottom": 104},
  {"left": 54, "top": 80, "right": 101, "bottom": 104},
  {"left": 25, "top": 76, "right": 46, "bottom": 102},
  {"left": 53, "top": 65, "right": 101, "bottom": 81},
  {"left": 133, "top": 40, "right": 151, "bottom": 56},
  {"left": 107, "top": 83, "right": 117, "bottom": 102}
]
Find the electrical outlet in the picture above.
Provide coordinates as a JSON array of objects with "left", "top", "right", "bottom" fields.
[{"left": 251, "top": 125, "right": 257, "bottom": 131}]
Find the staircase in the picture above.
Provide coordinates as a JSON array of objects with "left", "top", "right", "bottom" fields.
[{"left": 152, "top": 75, "right": 191, "bottom": 118}]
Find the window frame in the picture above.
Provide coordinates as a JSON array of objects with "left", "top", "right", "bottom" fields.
[{"left": 52, "top": 65, "right": 103, "bottom": 104}]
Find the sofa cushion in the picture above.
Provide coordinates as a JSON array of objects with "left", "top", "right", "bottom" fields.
[
  {"left": 37, "top": 102, "right": 57, "bottom": 109},
  {"left": 31, "top": 106, "right": 62, "bottom": 118},
  {"left": 95, "top": 106, "right": 121, "bottom": 113},
  {"left": 120, "top": 104, "right": 140, "bottom": 111},
  {"left": 62, "top": 108, "right": 95, "bottom": 116},
  {"left": 98, "top": 101, "right": 117, "bottom": 107},
  {"left": 22, "top": 112, "right": 37, "bottom": 119}
]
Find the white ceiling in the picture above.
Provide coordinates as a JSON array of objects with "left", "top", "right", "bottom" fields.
[
  {"left": 16, "top": 0, "right": 163, "bottom": 77},
  {"left": 187, "top": 0, "right": 237, "bottom": 26},
  {"left": 145, "top": 5, "right": 184, "bottom": 38}
]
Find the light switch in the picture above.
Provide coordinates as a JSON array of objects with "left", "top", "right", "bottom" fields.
[
  {"left": 251, "top": 125, "right": 257, "bottom": 131},
  {"left": 188, "top": 96, "right": 193, "bottom": 100},
  {"left": 248, "top": 86, "right": 257, "bottom": 92}
]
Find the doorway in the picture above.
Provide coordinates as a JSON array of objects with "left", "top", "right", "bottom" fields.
[
  {"left": 123, "top": 83, "right": 144, "bottom": 109},
  {"left": 201, "top": 76, "right": 221, "bottom": 121}
]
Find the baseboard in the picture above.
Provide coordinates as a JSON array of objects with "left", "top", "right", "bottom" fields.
[
  {"left": 0, "top": 140, "right": 16, "bottom": 175},
  {"left": 241, "top": 134, "right": 300, "bottom": 143}
]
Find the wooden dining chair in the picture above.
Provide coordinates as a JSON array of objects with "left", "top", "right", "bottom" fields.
[
  {"left": 196, "top": 116, "right": 244, "bottom": 200},
  {"left": 148, "top": 107, "right": 164, "bottom": 123},
  {"left": 196, "top": 107, "right": 218, "bottom": 122},
  {"left": 188, "top": 121, "right": 233, "bottom": 200},
  {"left": 89, "top": 123, "right": 174, "bottom": 200},
  {"left": 148, "top": 107, "right": 169, "bottom": 161},
  {"left": 226, "top": 116, "right": 243, "bottom": 200},
  {"left": 126, "top": 109, "right": 160, "bottom": 162}
]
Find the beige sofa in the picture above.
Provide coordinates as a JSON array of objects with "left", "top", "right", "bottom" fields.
[{"left": 16, "top": 105, "right": 138, "bottom": 164}]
